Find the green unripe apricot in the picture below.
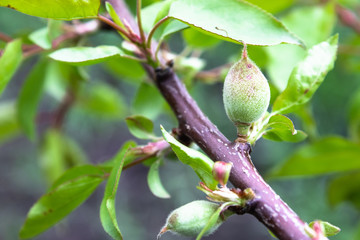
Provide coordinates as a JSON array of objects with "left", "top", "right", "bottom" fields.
[
  {"left": 158, "top": 200, "right": 226, "bottom": 238},
  {"left": 223, "top": 47, "right": 270, "bottom": 137}
]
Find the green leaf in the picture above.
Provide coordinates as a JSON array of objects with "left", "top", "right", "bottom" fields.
[
  {"left": 348, "top": 88, "right": 360, "bottom": 142},
  {"left": 17, "top": 59, "right": 47, "bottom": 140},
  {"left": 308, "top": 221, "right": 340, "bottom": 237},
  {"left": 147, "top": 157, "right": 171, "bottom": 198},
  {"left": 160, "top": 126, "right": 218, "bottom": 189},
  {"left": 168, "top": 0, "right": 303, "bottom": 46},
  {"left": 272, "top": 34, "right": 338, "bottom": 114},
  {"left": 29, "top": 20, "right": 63, "bottom": 49},
  {"left": 100, "top": 141, "right": 136, "bottom": 240},
  {"left": 0, "top": 0, "right": 100, "bottom": 20},
  {"left": 262, "top": 114, "right": 307, "bottom": 142},
  {"left": 19, "top": 166, "right": 104, "bottom": 239},
  {"left": 76, "top": 83, "right": 126, "bottom": 119},
  {"left": 39, "top": 129, "right": 67, "bottom": 183},
  {"left": 132, "top": 82, "right": 164, "bottom": 119},
  {"left": 0, "top": 39, "right": 22, "bottom": 96},
  {"left": 104, "top": 57, "right": 145, "bottom": 83},
  {"left": 245, "top": 0, "right": 293, "bottom": 14},
  {"left": 125, "top": 115, "right": 155, "bottom": 140},
  {"left": 49, "top": 46, "right": 128, "bottom": 66},
  {"left": 270, "top": 137, "right": 360, "bottom": 177},
  {"left": 182, "top": 27, "right": 220, "bottom": 49},
  {"left": 51, "top": 165, "right": 109, "bottom": 190},
  {"left": 265, "top": 3, "right": 336, "bottom": 91},
  {"left": 0, "top": 101, "right": 20, "bottom": 144},
  {"left": 196, "top": 202, "right": 232, "bottom": 240},
  {"left": 328, "top": 171, "right": 360, "bottom": 210}
]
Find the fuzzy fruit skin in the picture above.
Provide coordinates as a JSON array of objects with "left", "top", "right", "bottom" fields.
[
  {"left": 223, "top": 51, "right": 270, "bottom": 130},
  {"left": 164, "top": 200, "right": 223, "bottom": 237}
]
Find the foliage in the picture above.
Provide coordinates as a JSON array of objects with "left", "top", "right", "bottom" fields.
[{"left": 0, "top": 0, "right": 359, "bottom": 239}]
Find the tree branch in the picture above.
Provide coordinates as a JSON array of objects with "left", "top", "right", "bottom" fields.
[{"left": 111, "top": 1, "right": 311, "bottom": 239}]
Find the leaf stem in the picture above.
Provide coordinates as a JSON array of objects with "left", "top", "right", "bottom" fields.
[
  {"left": 146, "top": 16, "right": 170, "bottom": 49},
  {"left": 98, "top": 15, "right": 133, "bottom": 41},
  {"left": 136, "top": 0, "right": 146, "bottom": 43}
]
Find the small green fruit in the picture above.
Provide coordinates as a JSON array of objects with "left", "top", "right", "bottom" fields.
[
  {"left": 223, "top": 47, "right": 270, "bottom": 137},
  {"left": 158, "top": 200, "right": 226, "bottom": 238}
]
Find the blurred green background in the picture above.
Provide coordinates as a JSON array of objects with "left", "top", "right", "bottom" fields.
[{"left": 1, "top": 0, "right": 360, "bottom": 239}]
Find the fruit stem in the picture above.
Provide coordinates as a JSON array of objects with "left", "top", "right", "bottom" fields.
[{"left": 235, "top": 122, "right": 251, "bottom": 142}]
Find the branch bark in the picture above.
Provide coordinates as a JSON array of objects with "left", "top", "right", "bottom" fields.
[{"left": 108, "top": 0, "right": 311, "bottom": 239}]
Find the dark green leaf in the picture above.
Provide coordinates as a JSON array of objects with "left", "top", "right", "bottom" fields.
[
  {"left": 270, "top": 137, "right": 360, "bottom": 177},
  {"left": 328, "top": 171, "right": 360, "bottom": 210},
  {"left": 272, "top": 35, "right": 338, "bottom": 114},
  {"left": 0, "top": 0, "right": 100, "bottom": 20},
  {"left": 17, "top": 59, "right": 47, "bottom": 140},
  {"left": 49, "top": 46, "right": 128, "bottom": 66},
  {"left": 125, "top": 115, "right": 155, "bottom": 140},
  {"left": 263, "top": 114, "right": 307, "bottom": 142},
  {"left": 168, "top": 0, "right": 303, "bottom": 46},
  {"left": 19, "top": 167, "right": 104, "bottom": 239},
  {"left": 132, "top": 82, "right": 164, "bottom": 119},
  {"left": 161, "top": 126, "right": 218, "bottom": 189},
  {"left": 308, "top": 221, "right": 340, "bottom": 237},
  {"left": 348, "top": 88, "right": 360, "bottom": 142},
  {"left": 76, "top": 83, "right": 126, "bottom": 119},
  {"left": 100, "top": 141, "right": 136, "bottom": 240},
  {"left": 0, "top": 39, "right": 22, "bottom": 96},
  {"left": 182, "top": 27, "right": 220, "bottom": 49},
  {"left": 147, "top": 157, "right": 171, "bottom": 198},
  {"left": 104, "top": 57, "right": 145, "bottom": 83},
  {"left": 0, "top": 101, "right": 20, "bottom": 144}
]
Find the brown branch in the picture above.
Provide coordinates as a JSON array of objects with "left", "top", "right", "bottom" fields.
[
  {"left": 110, "top": 1, "right": 311, "bottom": 239},
  {"left": 0, "top": 32, "right": 13, "bottom": 42},
  {"left": 52, "top": 90, "right": 76, "bottom": 130}
]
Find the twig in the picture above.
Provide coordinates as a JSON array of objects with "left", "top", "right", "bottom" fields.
[
  {"left": 136, "top": 0, "right": 146, "bottom": 43},
  {"left": 52, "top": 90, "right": 76, "bottom": 130},
  {"left": 336, "top": 4, "right": 360, "bottom": 34},
  {"left": 109, "top": 1, "right": 312, "bottom": 239},
  {"left": 0, "top": 32, "right": 12, "bottom": 42}
]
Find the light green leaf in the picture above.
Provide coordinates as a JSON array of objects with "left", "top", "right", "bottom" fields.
[
  {"left": 49, "top": 46, "right": 128, "bottom": 66},
  {"left": 0, "top": 39, "right": 22, "bottom": 96},
  {"left": 0, "top": 101, "right": 20, "bottom": 144},
  {"left": 19, "top": 166, "right": 104, "bottom": 239},
  {"left": 245, "top": 0, "right": 293, "bottom": 14},
  {"left": 100, "top": 141, "right": 136, "bottom": 240},
  {"left": 196, "top": 202, "right": 233, "bottom": 240},
  {"left": 308, "top": 221, "right": 340, "bottom": 237},
  {"left": 266, "top": 3, "right": 336, "bottom": 91},
  {"left": 76, "top": 83, "right": 126, "bottom": 119},
  {"left": 132, "top": 82, "right": 164, "bottom": 119},
  {"left": 272, "top": 34, "right": 338, "bottom": 114},
  {"left": 160, "top": 126, "right": 218, "bottom": 189},
  {"left": 183, "top": 27, "right": 220, "bottom": 49},
  {"left": 17, "top": 59, "right": 47, "bottom": 140},
  {"left": 328, "top": 171, "right": 360, "bottom": 210},
  {"left": 270, "top": 137, "right": 360, "bottom": 177},
  {"left": 262, "top": 114, "right": 307, "bottom": 142},
  {"left": 0, "top": 0, "right": 100, "bottom": 20},
  {"left": 168, "top": 0, "right": 303, "bottom": 46},
  {"left": 147, "top": 158, "right": 171, "bottom": 198},
  {"left": 29, "top": 20, "right": 63, "bottom": 49},
  {"left": 125, "top": 115, "right": 155, "bottom": 140},
  {"left": 29, "top": 28, "right": 52, "bottom": 49}
]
